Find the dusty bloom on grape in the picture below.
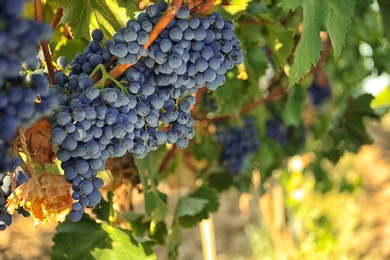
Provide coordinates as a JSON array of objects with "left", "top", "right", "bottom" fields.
[{"left": 6, "top": 172, "right": 73, "bottom": 226}]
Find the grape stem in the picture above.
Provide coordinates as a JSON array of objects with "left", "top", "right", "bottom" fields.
[
  {"left": 91, "top": 64, "right": 128, "bottom": 93},
  {"left": 93, "top": 0, "right": 184, "bottom": 87},
  {"left": 191, "top": 86, "right": 208, "bottom": 113},
  {"left": 158, "top": 146, "right": 177, "bottom": 173},
  {"left": 190, "top": 0, "right": 216, "bottom": 13},
  {"left": 50, "top": 8, "right": 64, "bottom": 30},
  {"left": 34, "top": 0, "right": 56, "bottom": 85}
]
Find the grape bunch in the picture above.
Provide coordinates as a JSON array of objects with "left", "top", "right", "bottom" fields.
[
  {"left": 50, "top": 1, "right": 244, "bottom": 221},
  {"left": 69, "top": 30, "right": 113, "bottom": 77},
  {"left": 307, "top": 77, "right": 331, "bottom": 106},
  {"left": 0, "top": 1, "right": 54, "bottom": 171},
  {"left": 0, "top": 1, "right": 51, "bottom": 78},
  {"left": 266, "top": 117, "right": 287, "bottom": 145},
  {"left": 0, "top": 170, "right": 29, "bottom": 230},
  {"left": 50, "top": 72, "right": 128, "bottom": 221},
  {"left": 218, "top": 118, "right": 260, "bottom": 174}
]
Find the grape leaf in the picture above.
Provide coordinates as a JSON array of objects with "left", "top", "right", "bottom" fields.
[
  {"left": 178, "top": 185, "right": 219, "bottom": 228},
  {"left": 55, "top": 0, "right": 135, "bottom": 40},
  {"left": 191, "top": 135, "right": 221, "bottom": 163},
  {"left": 378, "top": 0, "right": 390, "bottom": 39},
  {"left": 134, "top": 148, "right": 169, "bottom": 222},
  {"left": 206, "top": 168, "right": 235, "bottom": 192},
  {"left": 92, "top": 191, "right": 113, "bottom": 222},
  {"left": 52, "top": 217, "right": 155, "bottom": 260},
  {"left": 53, "top": 37, "right": 89, "bottom": 62},
  {"left": 175, "top": 197, "right": 209, "bottom": 218},
  {"left": 265, "top": 23, "right": 294, "bottom": 72},
  {"left": 323, "top": 94, "right": 379, "bottom": 163},
  {"left": 144, "top": 190, "right": 168, "bottom": 222},
  {"left": 214, "top": 68, "right": 258, "bottom": 115},
  {"left": 122, "top": 212, "right": 167, "bottom": 245},
  {"left": 122, "top": 212, "right": 150, "bottom": 237},
  {"left": 279, "top": 0, "right": 356, "bottom": 86},
  {"left": 134, "top": 147, "right": 166, "bottom": 187},
  {"left": 281, "top": 84, "right": 306, "bottom": 127},
  {"left": 167, "top": 223, "right": 181, "bottom": 260}
]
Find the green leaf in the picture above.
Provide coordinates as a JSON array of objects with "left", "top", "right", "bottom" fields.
[
  {"left": 134, "top": 148, "right": 169, "bottom": 222},
  {"left": 122, "top": 212, "right": 167, "bottom": 245},
  {"left": 51, "top": 217, "right": 155, "bottom": 260},
  {"left": 324, "top": 94, "right": 379, "bottom": 163},
  {"left": 175, "top": 197, "right": 209, "bottom": 218},
  {"left": 245, "top": 45, "right": 269, "bottom": 81},
  {"left": 191, "top": 135, "right": 221, "bottom": 163},
  {"left": 53, "top": 37, "right": 89, "bottom": 62},
  {"left": 281, "top": 84, "right": 306, "bottom": 127},
  {"left": 144, "top": 190, "right": 168, "bottom": 222},
  {"left": 55, "top": 0, "right": 135, "bottom": 40},
  {"left": 167, "top": 223, "right": 181, "bottom": 260},
  {"left": 178, "top": 185, "right": 219, "bottom": 228},
  {"left": 92, "top": 191, "right": 113, "bottom": 223},
  {"left": 134, "top": 147, "right": 166, "bottom": 187},
  {"left": 266, "top": 23, "right": 294, "bottom": 72},
  {"left": 206, "top": 169, "right": 235, "bottom": 192},
  {"left": 279, "top": 0, "right": 356, "bottom": 85},
  {"left": 149, "top": 221, "right": 168, "bottom": 245},
  {"left": 214, "top": 68, "right": 258, "bottom": 115},
  {"left": 122, "top": 212, "right": 150, "bottom": 237}
]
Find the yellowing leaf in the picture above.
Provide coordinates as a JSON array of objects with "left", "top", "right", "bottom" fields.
[
  {"left": 371, "top": 86, "right": 390, "bottom": 109},
  {"left": 7, "top": 172, "right": 73, "bottom": 226},
  {"left": 224, "top": 0, "right": 251, "bottom": 15},
  {"left": 56, "top": 0, "right": 136, "bottom": 40}
]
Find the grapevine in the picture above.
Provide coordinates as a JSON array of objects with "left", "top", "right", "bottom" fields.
[{"left": 0, "top": 0, "right": 388, "bottom": 259}]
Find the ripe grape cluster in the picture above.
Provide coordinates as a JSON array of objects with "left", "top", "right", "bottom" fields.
[
  {"left": 266, "top": 117, "right": 287, "bottom": 145},
  {"left": 218, "top": 118, "right": 260, "bottom": 174},
  {"left": 307, "top": 78, "right": 331, "bottom": 106},
  {"left": 0, "top": 170, "right": 29, "bottom": 230},
  {"left": 51, "top": 1, "right": 244, "bottom": 221},
  {"left": 51, "top": 70, "right": 134, "bottom": 221}
]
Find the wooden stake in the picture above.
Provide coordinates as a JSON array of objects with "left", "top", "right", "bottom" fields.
[{"left": 199, "top": 216, "right": 217, "bottom": 260}]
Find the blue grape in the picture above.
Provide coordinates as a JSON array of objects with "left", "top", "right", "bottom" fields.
[
  {"left": 265, "top": 117, "right": 287, "bottom": 145},
  {"left": 91, "top": 28, "right": 104, "bottom": 41},
  {"left": 0, "top": 169, "right": 29, "bottom": 230},
  {"left": 218, "top": 118, "right": 260, "bottom": 174},
  {"left": 57, "top": 56, "right": 68, "bottom": 69},
  {"left": 68, "top": 209, "right": 83, "bottom": 222},
  {"left": 307, "top": 77, "right": 331, "bottom": 105}
]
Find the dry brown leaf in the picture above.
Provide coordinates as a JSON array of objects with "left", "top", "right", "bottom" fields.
[
  {"left": 25, "top": 118, "right": 55, "bottom": 165},
  {"left": 6, "top": 172, "right": 73, "bottom": 226}
]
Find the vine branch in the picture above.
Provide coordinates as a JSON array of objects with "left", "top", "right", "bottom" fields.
[
  {"left": 94, "top": 0, "right": 184, "bottom": 87},
  {"left": 190, "top": 0, "right": 216, "bottom": 13},
  {"left": 50, "top": 8, "right": 63, "bottom": 30},
  {"left": 34, "top": 0, "right": 56, "bottom": 85},
  {"left": 191, "top": 86, "right": 208, "bottom": 113},
  {"left": 159, "top": 146, "right": 177, "bottom": 173}
]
